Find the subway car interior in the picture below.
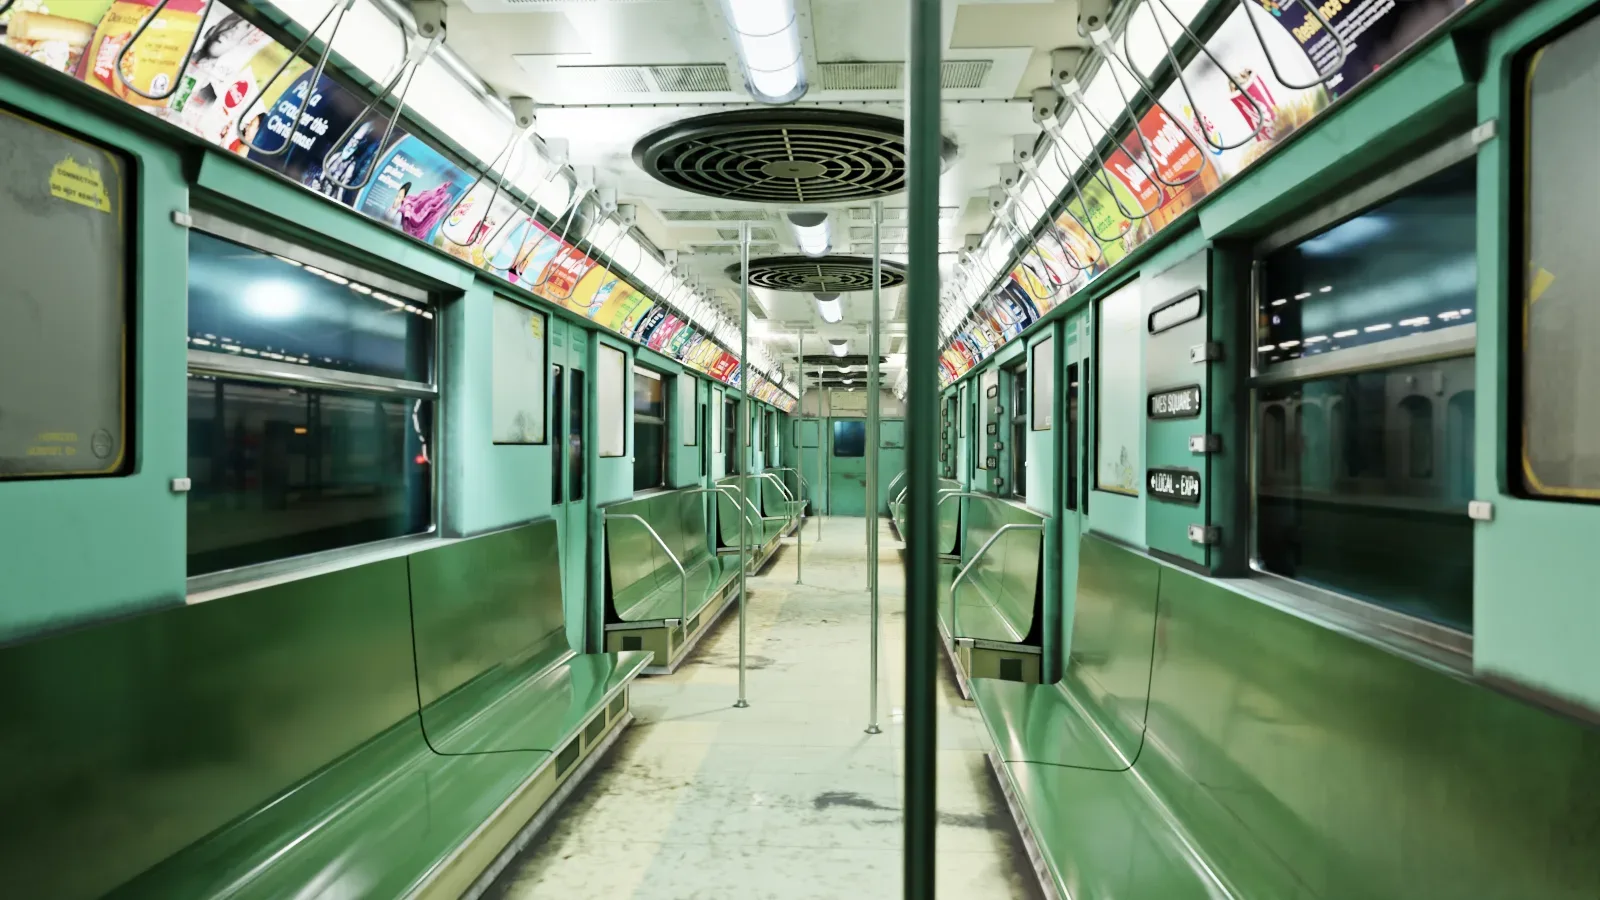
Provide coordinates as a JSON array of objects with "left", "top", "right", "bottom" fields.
[{"left": 3, "top": 0, "right": 1600, "bottom": 897}]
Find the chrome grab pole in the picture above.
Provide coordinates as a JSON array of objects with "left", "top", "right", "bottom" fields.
[
  {"left": 949, "top": 522, "right": 1043, "bottom": 641},
  {"left": 866, "top": 199, "right": 883, "bottom": 736},
  {"left": 735, "top": 222, "right": 751, "bottom": 710},
  {"left": 796, "top": 330, "right": 805, "bottom": 584},
  {"left": 602, "top": 513, "right": 687, "bottom": 626},
  {"left": 816, "top": 364, "right": 825, "bottom": 542}
]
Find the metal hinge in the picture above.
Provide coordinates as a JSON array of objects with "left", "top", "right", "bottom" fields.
[
  {"left": 1189, "top": 342, "right": 1223, "bottom": 364},
  {"left": 1468, "top": 500, "right": 1494, "bottom": 522},
  {"left": 1472, "top": 119, "right": 1498, "bottom": 146},
  {"left": 1188, "top": 524, "right": 1221, "bottom": 546},
  {"left": 171, "top": 211, "right": 193, "bottom": 228},
  {"left": 1189, "top": 434, "right": 1222, "bottom": 454}
]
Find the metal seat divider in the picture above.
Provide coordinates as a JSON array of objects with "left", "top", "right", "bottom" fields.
[
  {"left": 949, "top": 523, "right": 1044, "bottom": 644},
  {"left": 603, "top": 512, "right": 687, "bottom": 626}
]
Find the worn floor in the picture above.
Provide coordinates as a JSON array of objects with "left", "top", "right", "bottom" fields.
[{"left": 485, "top": 516, "right": 1041, "bottom": 900}]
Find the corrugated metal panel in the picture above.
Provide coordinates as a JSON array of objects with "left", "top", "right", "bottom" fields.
[
  {"left": 659, "top": 209, "right": 716, "bottom": 222},
  {"left": 716, "top": 227, "right": 777, "bottom": 241},
  {"left": 940, "top": 59, "right": 992, "bottom": 90},
  {"left": 553, "top": 65, "right": 650, "bottom": 93},
  {"left": 818, "top": 61, "right": 901, "bottom": 91},
  {"left": 649, "top": 64, "right": 732, "bottom": 93}
]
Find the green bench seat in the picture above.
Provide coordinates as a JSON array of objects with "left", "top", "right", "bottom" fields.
[
  {"left": 889, "top": 476, "right": 961, "bottom": 556},
  {"left": 977, "top": 532, "right": 1600, "bottom": 899},
  {"left": 605, "top": 489, "right": 738, "bottom": 627},
  {"left": 936, "top": 497, "right": 1045, "bottom": 645},
  {"left": 1, "top": 519, "right": 646, "bottom": 900},
  {"left": 716, "top": 476, "right": 791, "bottom": 551}
]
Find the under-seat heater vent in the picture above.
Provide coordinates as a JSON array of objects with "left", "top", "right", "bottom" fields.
[{"left": 999, "top": 657, "right": 1024, "bottom": 682}]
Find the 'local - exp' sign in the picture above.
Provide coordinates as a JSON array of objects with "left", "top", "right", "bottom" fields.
[{"left": 1147, "top": 467, "right": 1201, "bottom": 505}]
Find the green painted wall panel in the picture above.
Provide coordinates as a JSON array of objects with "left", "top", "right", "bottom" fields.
[
  {"left": 0, "top": 559, "right": 419, "bottom": 900},
  {"left": 0, "top": 72, "right": 190, "bottom": 641}
]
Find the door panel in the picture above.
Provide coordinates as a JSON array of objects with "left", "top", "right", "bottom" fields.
[
  {"left": 876, "top": 419, "right": 907, "bottom": 515},
  {"left": 549, "top": 318, "right": 588, "bottom": 652},
  {"left": 828, "top": 418, "right": 868, "bottom": 516}
]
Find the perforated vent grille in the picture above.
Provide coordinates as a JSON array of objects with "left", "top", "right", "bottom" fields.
[
  {"left": 729, "top": 255, "right": 907, "bottom": 292},
  {"left": 717, "top": 227, "right": 778, "bottom": 241},
  {"left": 557, "top": 65, "right": 650, "bottom": 93},
  {"left": 634, "top": 109, "right": 954, "bottom": 204},
  {"left": 812, "top": 60, "right": 993, "bottom": 91},
  {"left": 650, "top": 64, "right": 732, "bottom": 93},
  {"left": 687, "top": 243, "right": 781, "bottom": 256},
  {"left": 849, "top": 226, "right": 908, "bottom": 241}
]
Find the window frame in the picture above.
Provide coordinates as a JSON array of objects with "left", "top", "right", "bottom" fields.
[
  {"left": 1511, "top": 15, "right": 1600, "bottom": 504},
  {"left": 631, "top": 364, "right": 668, "bottom": 492},
  {"left": 596, "top": 343, "right": 628, "bottom": 459},
  {"left": 1243, "top": 137, "right": 1482, "bottom": 659},
  {"left": 0, "top": 106, "right": 135, "bottom": 481},
  {"left": 183, "top": 212, "right": 442, "bottom": 594}
]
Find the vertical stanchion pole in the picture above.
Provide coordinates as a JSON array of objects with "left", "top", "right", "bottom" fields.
[
  {"left": 816, "top": 364, "right": 824, "bottom": 542},
  {"left": 866, "top": 200, "right": 883, "bottom": 736},
  {"left": 796, "top": 329, "right": 805, "bottom": 584},
  {"left": 735, "top": 222, "right": 751, "bottom": 710},
  {"left": 905, "top": 0, "right": 941, "bottom": 896}
]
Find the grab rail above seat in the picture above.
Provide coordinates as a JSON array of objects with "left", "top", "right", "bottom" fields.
[{"left": 604, "top": 512, "right": 687, "bottom": 624}]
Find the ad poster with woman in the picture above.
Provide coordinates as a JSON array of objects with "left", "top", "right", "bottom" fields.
[
  {"left": 159, "top": 8, "right": 288, "bottom": 155},
  {"left": 352, "top": 132, "right": 471, "bottom": 243}
]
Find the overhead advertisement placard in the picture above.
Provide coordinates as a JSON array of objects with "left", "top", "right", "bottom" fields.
[
  {"left": 937, "top": 0, "right": 1467, "bottom": 388},
  {"left": 0, "top": 1, "right": 795, "bottom": 411}
]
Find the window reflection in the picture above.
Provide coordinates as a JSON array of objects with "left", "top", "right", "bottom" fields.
[{"left": 186, "top": 376, "right": 433, "bottom": 576}]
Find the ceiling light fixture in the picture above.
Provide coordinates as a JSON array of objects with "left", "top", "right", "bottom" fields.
[
  {"left": 829, "top": 339, "right": 849, "bottom": 357},
  {"left": 788, "top": 211, "right": 830, "bottom": 257},
  {"left": 723, "top": 0, "right": 808, "bottom": 104},
  {"left": 814, "top": 292, "right": 843, "bottom": 324}
]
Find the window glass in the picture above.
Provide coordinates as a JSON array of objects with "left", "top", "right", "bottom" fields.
[
  {"left": 833, "top": 420, "right": 867, "bottom": 458},
  {"left": 1032, "top": 338, "right": 1054, "bottom": 430},
  {"left": 633, "top": 369, "right": 667, "bottom": 491},
  {"left": 679, "top": 373, "right": 698, "bottom": 445},
  {"left": 1253, "top": 155, "right": 1477, "bottom": 633},
  {"left": 0, "top": 109, "right": 129, "bottom": 478},
  {"left": 1258, "top": 163, "right": 1475, "bottom": 367},
  {"left": 1067, "top": 362, "right": 1081, "bottom": 510},
  {"left": 959, "top": 385, "right": 968, "bottom": 438},
  {"left": 569, "top": 370, "right": 585, "bottom": 502},
  {"left": 723, "top": 398, "right": 739, "bottom": 473},
  {"left": 491, "top": 297, "right": 546, "bottom": 444},
  {"left": 186, "top": 376, "right": 433, "bottom": 576},
  {"left": 1256, "top": 358, "right": 1475, "bottom": 631},
  {"left": 551, "top": 365, "right": 565, "bottom": 504},
  {"left": 597, "top": 344, "right": 627, "bottom": 458},
  {"left": 1522, "top": 17, "right": 1600, "bottom": 499},
  {"left": 188, "top": 230, "right": 434, "bottom": 382},
  {"left": 1096, "top": 281, "right": 1142, "bottom": 495},
  {"left": 184, "top": 224, "right": 436, "bottom": 577},
  {"left": 1011, "top": 366, "right": 1028, "bottom": 498}
]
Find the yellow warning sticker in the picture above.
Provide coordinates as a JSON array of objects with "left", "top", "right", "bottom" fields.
[
  {"left": 1530, "top": 265, "right": 1556, "bottom": 304},
  {"left": 50, "top": 156, "right": 113, "bottom": 213},
  {"left": 530, "top": 314, "right": 545, "bottom": 339}
]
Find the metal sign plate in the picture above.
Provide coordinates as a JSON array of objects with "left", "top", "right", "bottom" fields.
[
  {"left": 1147, "top": 466, "right": 1201, "bottom": 505},
  {"left": 1147, "top": 385, "right": 1202, "bottom": 419}
]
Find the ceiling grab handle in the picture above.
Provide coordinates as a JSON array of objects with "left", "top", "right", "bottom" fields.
[
  {"left": 115, "top": 0, "right": 216, "bottom": 101},
  {"left": 322, "top": 33, "right": 444, "bottom": 192},
  {"left": 1023, "top": 176, "right": 1092, "bottom": 274},
  {"left": 529, "top": 185, "right": 593, "bottom": 289},
  {"left": 1041, "top": 124, "right": 1129, "bottom": 245},
  {"left": 480, "top": 160, "right": 565, "bottom": 262},
  {"left": 1237, "top": 0, "right": 1347, "bottom": 91},
  {"left": 591, "top": 209, "right": 646, "bottom": 299},
  {"left": 236, "top": 0, "right": 358, "bottom": 158},
  {"left": 1057, "top": 89, "right": 1159, "bottom": 222},
  {"left": 1088, "top": 27, "right": 1208, "bottom": 189},
  {"left": 1004, "top": 176, "right": 1080, "bottom": 289},
  {"left": 553, "top": 198, "right": 633, "bottom": 302},
  {"left": 1059, "top": 77, "right": 1168, "bottom": 216},
  {"left": 439, "top": 124, "right": 534, "bottom": 250},
  {"left": 1128, "top": 0, "right": 1266, "bottom": 152}
]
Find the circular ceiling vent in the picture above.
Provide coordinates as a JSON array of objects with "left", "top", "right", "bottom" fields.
[
  {"left": 728, "top": 255, "right": 908, "bottom": 293},
  {"left": 633, "top": 109, "right": 955, "bottom": 204}
]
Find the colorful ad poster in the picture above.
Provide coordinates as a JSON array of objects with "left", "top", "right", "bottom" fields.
[
  {"left": 0, "top": 0, "right": 797, "bottom": 409},
  {"left": 1250, "top": 0, "right": 1469, "bottom": 99},
  {"left": 356, "top": 134, "right": 473, "bottom": 243}
]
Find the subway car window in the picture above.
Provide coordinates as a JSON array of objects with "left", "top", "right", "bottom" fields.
[
  {"left": 679, "top": 372, "right": 698, "bottom": 446},
  {"left": 1254, "top": 157, "right": 1477, "bottom": 633},
  {"left": 551, "top": 366, "right": 565, "bottom": 504},
  {"left": 1010, "top": 364, "right": 1027, "bottom": 498},
  {"left": 633, "top": 367, "right": 667, "bottom": 491},
  {"left": 724, "top": 397, "right": 739, "bottom": 473},
  {"left": 1031, "top": 338, "right": 1054, "bottom": 431},
  {"left": 1521, "top": 17, "right": 1600, "bottom": 500},
  {"left": 0, "top": 109, "right": 130, "bottom": 479},
  {"left": 569, "top": 370, "right": 586, "bottom": 502},
  {"left": 490, "top": 297, "right": 547, "bottom": 445},
  {"left": 184, "top": 226, "right": 436, "bottom": 577},
  {"left": 597, "top": 345, "right": 627, "bottom": 458},
  {"left": 833, "top": 420, "right": 866, "bottom": 458},
  {"left": 1066, "top": 362, "right": 1080, "bottom": 511}
]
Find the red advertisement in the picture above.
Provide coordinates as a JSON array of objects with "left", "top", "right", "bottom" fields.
[
  {"left": 647, "top": 315, "right": 683, "bottom": 351},
  {"left": 537, "top": 247, "right": 598, "bottom": 311},
  {"left": 710, "top": 352, "right": 739, "bottom": 381}
]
